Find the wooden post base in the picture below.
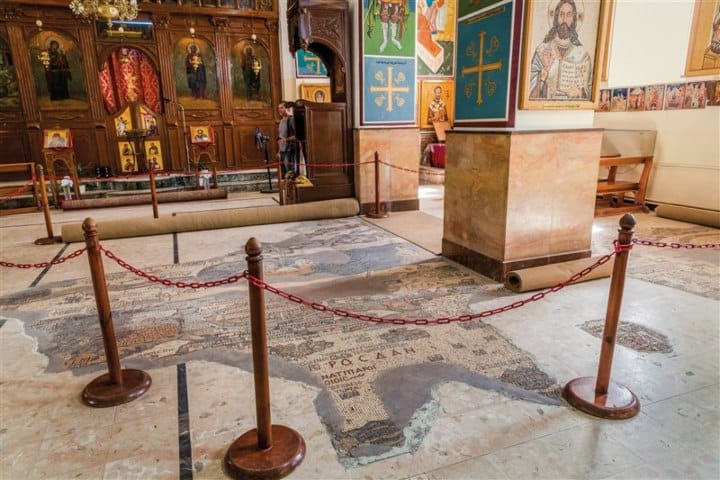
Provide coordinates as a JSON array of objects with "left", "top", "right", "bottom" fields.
[
  {"left": 366, "top": 208, "right": 388, "bottom": 219},
  {"left": 34, "top": 236, "right": 62, "bottom": 245},
  {"left": 225, "top": 425, "right": 305, "bottom": 480},
  {"left": 563, "top": 376, "right": 639, "bottom": 420},
  {"left": 81, "top": 369, "right": 152, "bottom": 408}
]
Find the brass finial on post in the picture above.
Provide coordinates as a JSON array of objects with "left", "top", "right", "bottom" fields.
[
  {"left": 81, "top": 218, "right": 151, "bottom": 407},
  {"left": 225, "top": 237, "right": 305, "bottom": 479},
  {"left": 563, "top": 214, "right": 640, "bottom": 419}
]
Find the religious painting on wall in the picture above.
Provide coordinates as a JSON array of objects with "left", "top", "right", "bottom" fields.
[
  {"left": 144, "top": 140, "right": 164, "bottom": 171},
  {"left": 231, "top": 40, "right": 271, "bottom": 109},
  {"left": 706, "top": 80, "right": 720, "bottom": 106},
  {"left": 99, "top": 47, "right": 161, "bottom": 114},
  {"left": 29, "top": 30, "right": 88, "bottom": 110},
  {"left": 596, "top": 88, "right": 610, "bottom": 112},
  {"left": 172, "top": 37, "right": 219, "bottom": 109},
  {"left": 42, "top": 129, "right": 72, "bottom": 149},
  {"left": 683, "top": 81, "right": 707, "bottom": 109},
  {"left": 190, "top": 126, "right": 215, "bottom": 144},
  {"left": 0, "top": 37, "right": 20, "bottom": 109},
  {"left": 300, "top": 83, "right": 331, "bottom": 103},
  {"left": 627, "top": 86, "right": 645, "bottom": 112},
  {"left": 295, "top": 49, "right": 328, "bottom": 77},
  {"left": 362, "top": 1, "right": 417, "bottom": 125},
  {"left": 610, "top": 87, "right": 627, "bottom": 112},
  {"left": 362, "top": 56, "right": 416, "bottom": 124},
  {"left": 454, "top": 0, "right": 523, "bottom": 126},
  {"left": 118, "top": 141, "right": 137, "bottom": 173},
  {"left": 114, "top": 106, "right": 132, "bottom": 137},
  {"left": 363, "top": 0, "right": 417, "bottom": 56},
  {"left": 140, "top": 106, "right": 159, "bottom": 135},
  {"left": 685, "top": 0, "right": 720, "bottom": 77},
  {"left": 418, "top": 79, "right": 454, "bottom": 129},
  {"left": 664, "top": 83, "right": 685, "bottom": 110},
  {"left": 417, "top": 0, "right": 456, "bottom": 76},
  {"left": 644, "top": 84, "right": 665, "bottom": 111},
  {"left": 519, "top": 0, "right": 607, "bottom": 110}
]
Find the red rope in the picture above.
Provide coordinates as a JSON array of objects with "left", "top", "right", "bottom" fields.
[
  {"left": 633, "top": 238, "right": 720, "bottom": 249},
  {"left": 0, "top": 247, "right": 86, "bottom": 269},
  {"left": 243, "top": 252, "right": 616, "bottom": 325},
  {"left": 100, "top": 246, "right": 246, "bottom": 288}
]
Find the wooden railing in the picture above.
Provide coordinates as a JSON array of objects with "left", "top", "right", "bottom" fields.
[{"left": 0, "top": 163, "right": 41, "bottom": 216}]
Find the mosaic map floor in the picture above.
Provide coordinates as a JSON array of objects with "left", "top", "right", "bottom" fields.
[
  {"left": 1, "top": 213, "right": 717, "bottom": 469},
  {"left": 2, "top": 217, "right": 562, "bottom": 467}
]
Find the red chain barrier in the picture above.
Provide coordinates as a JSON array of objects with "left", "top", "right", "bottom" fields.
[
  {"left": 100, "top": 245, "right": 247, "bottom": 288},
  {"left": 243, "top": 251, "right": 618, "bottom": 326},
  {"left": 0, "top": 179, "right": 35, "bottom": 204},
  {"left": 0, "top": 247, "right": 87, "bottom": 269},
  {"left": 378, "top": 158, "right": 445, "bottom": 176},
  {"left": 633, "top": 238, "right": 720, "bottom": 249}
]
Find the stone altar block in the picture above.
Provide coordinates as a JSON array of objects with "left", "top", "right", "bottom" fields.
[{"left": 442, "top": 129, "right": 603, "bottom": 281}]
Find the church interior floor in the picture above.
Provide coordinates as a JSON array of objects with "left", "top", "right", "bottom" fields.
[{"left": 1, "top": 188, "right": 718, "bottom": 480}]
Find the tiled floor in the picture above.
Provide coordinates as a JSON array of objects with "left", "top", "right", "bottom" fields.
[{"left": 1, "top": 188, "right": 718, "bottom": 479}]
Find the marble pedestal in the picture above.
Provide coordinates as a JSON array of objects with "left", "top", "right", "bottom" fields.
[{"left": 442, "top": 129, "right": 602, "bottom": 282}]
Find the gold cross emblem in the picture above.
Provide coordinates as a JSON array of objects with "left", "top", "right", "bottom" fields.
[
  {"left": 370, "top": 67, "right": 410, "bottom": 112},
  {"left": 305, "top": 53, "right": 323, "bottom": 74},
  {"left": 461, "top": 31, "right": 503, "bottom": 104}
]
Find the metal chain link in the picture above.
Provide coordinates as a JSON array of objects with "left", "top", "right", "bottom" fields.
[
  {"left": 633, "top": 238, "right": 720, "bottom": 249},
  {"left": 100, "top": 245, "right": 247, "bottom": 288},
  {"left": 0, "top": 247, "right": 87, "bottom": 269},
  {"left": 244, "top": 251, "right": 617, "bottom": 325}
]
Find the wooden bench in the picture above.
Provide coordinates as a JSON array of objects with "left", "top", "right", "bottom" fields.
[
  {"left": 0, "top": 163, "right": 41, "bottom": 216},
  {"left": 595, "top": 155, "right": 653, "bottom": 216}
]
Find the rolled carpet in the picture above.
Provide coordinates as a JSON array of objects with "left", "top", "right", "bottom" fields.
[
  {"left": 61, "top": 198, "right": 360, "bottom": 242},
  {"left": 61, "top": 189, "right": 228, "bottom": 210},
  {"left": 654, "top": 204, "right": 720, "bottom": 229},
  {"left": 504, "top": 257, "right": 614, "bottom": 293}
]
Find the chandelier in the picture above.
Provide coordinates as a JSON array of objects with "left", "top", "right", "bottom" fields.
[{"left": 68, "top": 0, "right": 138, "bottom": 27}]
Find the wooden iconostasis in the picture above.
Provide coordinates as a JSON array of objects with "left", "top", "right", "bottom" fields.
[{"left": 0, "top": 0, "right": 283, "bottom": 176}]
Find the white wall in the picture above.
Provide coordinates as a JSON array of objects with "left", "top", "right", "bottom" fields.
[{"left": 594, "top": 0, "right": 720, "bottom": 210}]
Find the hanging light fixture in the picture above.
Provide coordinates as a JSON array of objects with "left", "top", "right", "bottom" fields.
[{"left": 68, "top": 0, "right": 139, "bottom": 27}]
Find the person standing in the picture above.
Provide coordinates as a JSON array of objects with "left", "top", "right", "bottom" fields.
[
  {"left": 528, "top": 0, "right": 592, "bottom": 100},
  {"left": 277, "top": 101, "right": 297, "bottom": 176},
  {"left": 45, "top": 40, "right": 71, "bottom": 101}
]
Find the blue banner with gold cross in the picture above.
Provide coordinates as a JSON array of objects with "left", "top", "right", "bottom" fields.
[
  {"left": 363, "top": 56, "right": 416, "bottom": 124},
  {"left": 455, "top": 0, "right": 518, "bottom": 125}
]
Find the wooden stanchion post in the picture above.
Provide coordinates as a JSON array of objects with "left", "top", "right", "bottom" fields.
[
  {"left": 149, "top": 167, "right": 159, "bottom": 219},
  {"left": 81, "top": 218, "right": 152, "bottom": 407},
  {"left": 563, "top": 213, "right": 639, "bottom": 419},
  {"left": 225, "top": 237, "right": 305, "bottom": 479},
  {"left": 34, "top": 165, "right": 61, "bottom": 245},
  {"left": 277, "top": 161, "right": 286, "bottom": 205},
  {"left": 366, "top": 151, "right": 388, "bottom": 219}
]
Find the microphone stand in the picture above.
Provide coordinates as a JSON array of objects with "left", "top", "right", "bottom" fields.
[
  {"left": 255, "top": 128, "right": 277, "bottom": 194},
  {"left": 163, "top": 97, "right": 190, "bottom": 174}
]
